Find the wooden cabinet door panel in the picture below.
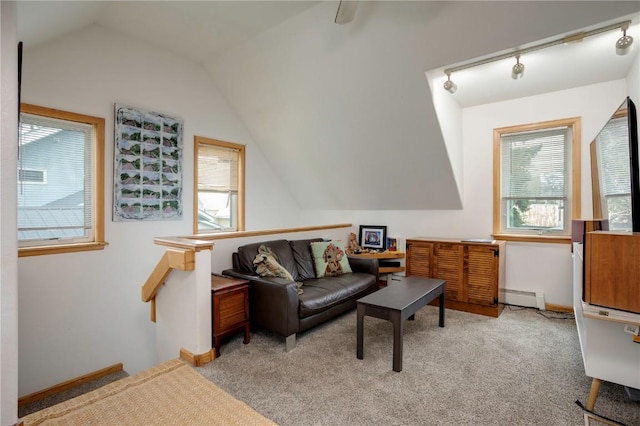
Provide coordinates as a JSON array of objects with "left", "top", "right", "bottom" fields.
[
  {"left": 434, "top": 243, "right": 463, "bottom": 301},
  {"left": 586, "top": 232, "right": 640, "bottom": 313},
  {"left": 466, "top": 246, "right": 498, "bottom": 306},
  {"left": 406, "top": 241, "right": 432, "bottom": 277},
  {"left": 218, "top": 292, "right": 248, "bottom": 330}
]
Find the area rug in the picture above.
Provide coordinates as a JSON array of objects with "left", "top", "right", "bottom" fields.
[{"left": 20, "top": 358, "right": 276, "bottom": 426}]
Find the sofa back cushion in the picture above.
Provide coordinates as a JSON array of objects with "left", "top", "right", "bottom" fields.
[
  {"left": 236, "top": 239, "right": 299, "bottom": 281},
  {"left": 310, "top": 240, "right": 352, "bottom": 278},
  {"left": 289, "top": 238, "right": 323, "bottom": 280}
]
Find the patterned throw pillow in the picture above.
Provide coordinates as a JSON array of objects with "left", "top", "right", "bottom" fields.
[
  {"left": 253, "top": 244, "right": 303, "bottom": 294},
  {"left": 310, "top": 240, "right": 353, "bottom": 278}
]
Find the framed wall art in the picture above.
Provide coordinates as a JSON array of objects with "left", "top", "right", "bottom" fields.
[
  {"left": 113, "top": 104, "right": 184, "bottom": 221},
  {"left": 359, "top": 225, "right": 387, "bottom": 251}
]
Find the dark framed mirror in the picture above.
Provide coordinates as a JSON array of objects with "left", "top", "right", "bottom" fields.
[{"left": 590, "top": 97, "right": 639, "bottom": 232}]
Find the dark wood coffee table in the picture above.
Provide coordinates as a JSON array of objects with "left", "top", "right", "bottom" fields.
[{"left": 356, "top": 276, "right": 445, "bottom": 372}]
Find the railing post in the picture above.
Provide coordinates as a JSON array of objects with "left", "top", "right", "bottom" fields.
[{"left": 146, "top": 238, "right": 214, "bottom": 365}]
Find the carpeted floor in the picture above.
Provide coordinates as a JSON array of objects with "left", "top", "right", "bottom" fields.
[
  {"left": 18, "top": 370, "right": 130, "bottom": 418},
  {"left": 20, "top": 305, "right": 638, "bottom": 425},
  {"left": 20, "top": 359, "right": 276, "bottom": 426},
  {"left": 195, "top": 305, "right": 639, "bottom": 426}
]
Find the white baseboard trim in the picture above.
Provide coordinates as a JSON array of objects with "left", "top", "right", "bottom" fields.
[{"left": 500, "top": 289, "right": 545, "bottom": 309}]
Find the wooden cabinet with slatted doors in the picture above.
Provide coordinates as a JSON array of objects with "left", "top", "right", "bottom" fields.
[
  {"left": 406, "top": 238, "right": 506, "bottom": 317},
  {"left": 405, "top": 240, "right": 433, "bottom": 277}
]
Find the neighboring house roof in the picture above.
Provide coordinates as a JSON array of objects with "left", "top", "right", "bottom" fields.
[
  {"left": 198, "top": 209, "right": 223, "bottom": 230},
  {"left": 45, "top": 190, "right": 85, "bottom": 207},
  {"left": 19, "top": 190, "right": 85, "bottom": 240}
]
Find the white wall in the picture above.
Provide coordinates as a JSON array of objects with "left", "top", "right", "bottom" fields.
[
  {"left": 13, "top": 6, "right": 640, "bottom": 402},
  {"left": 206, "top": 1, "right": 463, "bottom": 211},
  {"left": 206, "top": 1, "right": 639, "bottom": 212},
  {"left": 465, "top": 80, "right": 628, "bottom": 305},
  {"left": 209, "top": 227, "right": 354, "bottom": 275},
  {"left": 1, "top": 2, "right": 20, "bottom": 424},
  {"left": 628, "top": 53, "right": 640, "bottom": 104},
  {"left": 17, "top": 25, "right": 300, "bottom": 396},
  {"left": 301, "top": 80, "right": 629, "bottom": 307}
]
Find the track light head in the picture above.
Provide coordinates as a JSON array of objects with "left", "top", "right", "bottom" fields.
[
  {"left": 443, "top": 73, "right": 457, "bottom": 94},
  {"left": 511, "top": 55, "right": 525, "bottom": 80},
  {"left": 616, "top": 24, "right": 634, "bottom": 55}
]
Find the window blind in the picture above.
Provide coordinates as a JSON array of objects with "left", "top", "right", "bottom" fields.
[
  {"left": 18, "top": 113, "right": 94, "bottom": 243},
  {"left": 197, "top": 143, "right": 239, "bottom": 193},
  {"left": 501, "top": 127, "right": 570, "bottom": 200},
  {"left": 596, "top": 116, "right": 630, "bottom": 197}
]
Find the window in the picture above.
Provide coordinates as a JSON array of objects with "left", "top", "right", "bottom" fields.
[
  {"left": 493, "top": 117, "right": 581, "bottom": 242},
  {"left": 194, "top": 136, "right": 245, "bottom": 233},
  {"left": 18, "top": 104, "right": 106, "bottom": 256},
  {"left": 592, "top": 109, "right": 631, "bottom": 230},
  {"left": 18, "top": 168, "right": 47, "bottom": 184}
]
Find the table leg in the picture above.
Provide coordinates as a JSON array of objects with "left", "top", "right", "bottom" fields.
[
  {"left": 391, "top": 311, "right": 403, "bottom": 372},
  {"left": 357, "top": 304, "right": 364, "bottom": 360},
  {"left": 214, "top": 336, "right": 221, "bottom": 358},
  {"left": 243, "top": 323, "right": 250, "bottom": 344},
  {"left": 438, "top": 292, "right": 445, "bottom": 327},
  {"left": 586, "top": 378, "right": 602, "bottom": 411}
]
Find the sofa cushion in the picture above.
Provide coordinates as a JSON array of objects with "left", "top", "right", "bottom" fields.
[
  {"left": 310, "top": 240, "right": 352, "bottom": 278},
  {"left": 298, "top": 273, "right": 376, "bottom": 318},
  {"left": 289, "top": 238, "right": 323, "bottom": 281},
  {"left": 236, "top": 239, "right": 299, "bottom": 281}
]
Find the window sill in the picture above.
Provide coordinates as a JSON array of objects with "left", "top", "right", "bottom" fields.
[
  {"left": 492, "top": 234, "right": 571, "bottom": 244},
  {"left": 19, "top": 241, "right": 109, "bottom": 257}
]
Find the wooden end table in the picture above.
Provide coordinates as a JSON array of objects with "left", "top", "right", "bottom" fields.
[
  {"left": 211, "top": 274, "right": 250, "bottom": 357},
  {"left": 348, "top": 251, "right": 405, "bottom": 286}
]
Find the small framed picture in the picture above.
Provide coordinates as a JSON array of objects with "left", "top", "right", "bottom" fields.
[
  {"left": 359, "top": 225, "right": 387, "bottom": 251},
  {"left": 387, "top": 237, "right": 398, "bottom": 251}
]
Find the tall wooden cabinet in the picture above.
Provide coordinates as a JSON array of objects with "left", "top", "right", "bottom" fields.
[
  {"left": 405, "top": 238, "right": 506, "bottom": 317},
  {"left": 584, "top": 231, "right": 640, "bottom": 314}
]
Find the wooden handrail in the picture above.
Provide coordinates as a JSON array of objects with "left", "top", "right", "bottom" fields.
[
  {"left": 159, "top": 223, "right": 352, "bottom": 242},
  {"left": 141, "top": 248, "right": 196, "bottom": 322}
]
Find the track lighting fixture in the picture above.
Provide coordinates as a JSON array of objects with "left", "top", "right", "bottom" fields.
[
  {"left": 511, "top": 55, "right": 525, "bottom": 80},
  {"left": 442, "top": 19, "right": 633, "bottom": 93},
  {"left": 616, "top": 23, "right": 634, "bottom": 55},
  {"left": 443, "top": 73, "right": 457, "bottom": 94}
]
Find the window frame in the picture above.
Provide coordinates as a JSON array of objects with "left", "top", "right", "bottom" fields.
[
  {"left": 193, "top": 136, "right": 245, "bottom": 234},
  {"left": 493, "top": 117, "right": 581, "bottom": 244},
  {"left": 18, "top": 103, "right": 106, "bottom": 257}
]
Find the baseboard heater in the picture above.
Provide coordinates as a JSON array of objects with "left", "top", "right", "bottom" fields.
[{"left": 500, "top": 289, "right": 545, "bottom": 310}]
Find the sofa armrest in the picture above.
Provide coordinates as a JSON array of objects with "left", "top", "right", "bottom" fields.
[
  {"left": 222, "top": 268, "right": 260, "bottom": 282},
  {"left": 222, "top": 268, "right": 300, "bottom": 337},
  {"left": 347, "top": 256, "right": 379, "bottom": 281}
]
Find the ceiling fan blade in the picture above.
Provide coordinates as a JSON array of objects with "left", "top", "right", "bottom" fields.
[{"left": 335, "top": 0, "right": 358, "bottom": 24}]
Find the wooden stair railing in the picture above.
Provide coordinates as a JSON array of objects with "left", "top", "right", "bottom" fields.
[{"left": 141, "top": 248, "right": 196, "bottom": 322}]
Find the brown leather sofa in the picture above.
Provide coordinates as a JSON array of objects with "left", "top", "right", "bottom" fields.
[{"left": 222, "top": 238, "right": 379, "bottom": 350}]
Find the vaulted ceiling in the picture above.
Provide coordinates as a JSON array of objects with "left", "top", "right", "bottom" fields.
[{"left": 17, "top": 1, "right": 640, "bottom": 210}]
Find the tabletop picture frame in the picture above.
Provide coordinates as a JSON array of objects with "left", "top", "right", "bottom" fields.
[{"left": 359, "top": 225, "right": 387, "bottom": 251}]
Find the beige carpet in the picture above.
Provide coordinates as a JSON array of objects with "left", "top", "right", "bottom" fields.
[
  {"left": 195, "top": 306, "right": 639, "bottom": 425},
  {"left": 20, "top": 358, "right": 276, "bottom": 426}
]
